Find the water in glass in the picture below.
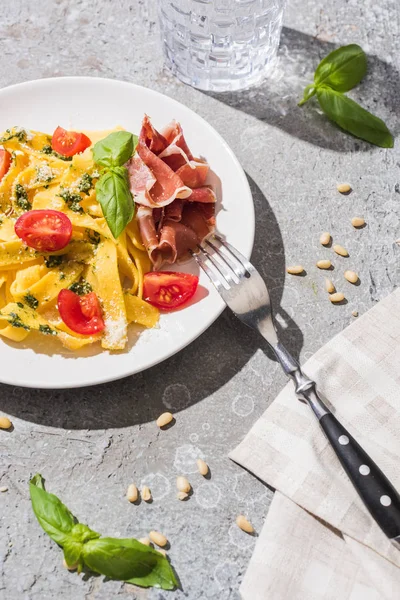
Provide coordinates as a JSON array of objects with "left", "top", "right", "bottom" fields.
[{"left": 158, "top": 0, "right": 285, "bottom": 92}]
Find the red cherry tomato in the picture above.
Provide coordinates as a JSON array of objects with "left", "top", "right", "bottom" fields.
[
  {"left": 143, "top": 271, "right": 199, "bottom": 310},
  {"left": 0, "top": 149, "right": 11, "bottom": 180},
  {"left": 15, "top": 209, "right": 72, "bottom": 252},
  {"left": 58, "top": 289, "right": 105, "bottom": 335},
  {"left": 51, "top": 126, "right": 91, "bottom": 157}
]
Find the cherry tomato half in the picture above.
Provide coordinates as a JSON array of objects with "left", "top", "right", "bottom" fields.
[
  {"left": 58, "top": 289, "right": 105, "bottom": 335},
  {"left": 15, "top": 209, "right": 72, "bottom": 252},
  {"left": 51, "top": 126, "right": 91, "bottom": 157},
  {"left": 143, "top": 271, "right": 199, "bottom": 310},
  {"left": 0, "top": 149, "right": 11, "bottom": 180}
]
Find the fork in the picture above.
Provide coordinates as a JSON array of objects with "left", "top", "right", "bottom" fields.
[{"left": 192, "top": 234, "right": 400, "bottom": 549}]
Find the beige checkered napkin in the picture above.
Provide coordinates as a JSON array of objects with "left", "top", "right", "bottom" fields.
[{"left": 230, "top": 289, "right": 400, "bottom": 600}]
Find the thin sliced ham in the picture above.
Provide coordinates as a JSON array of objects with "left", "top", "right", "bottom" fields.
[
  {"left": 158, "top": 121, "right": 194, "bottom": 171},
  {"left": 187, "top": 186, "right": 216, "bottom": 203},
  {"left": 133, "top": 139, "right": 191, "bottom": 207},
  {"left": 141, "top": 114, "right": 168, "bottom": 154},
  {"left": 131, "top": 116, "right": 216, "bottom": 268},
  {"left": 176, "top": 161, "right": 209, "bottom": 188},
  {"left": 128, "top": 153, "right": 157, "bottom": 206}
]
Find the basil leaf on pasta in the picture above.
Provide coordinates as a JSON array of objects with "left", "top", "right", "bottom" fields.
[{"left": 95, "top": 166, "right": 135, "bottom": 239}]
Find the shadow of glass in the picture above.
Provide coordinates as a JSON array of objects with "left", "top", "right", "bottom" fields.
[
  {"left": 0, "top": 174, "right": 303, "bottom": 429},
  {"left": 203, "top": 27, "right": 399, "bottom": 151}
]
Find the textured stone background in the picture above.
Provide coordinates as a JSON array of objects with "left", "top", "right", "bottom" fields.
[{"left": 0, "top": 0, "right": 399, "bottom": 598}]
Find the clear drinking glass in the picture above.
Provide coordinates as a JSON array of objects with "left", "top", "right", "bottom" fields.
[{"left": 157, "top": 0, "right": 285, "bottom": 92}]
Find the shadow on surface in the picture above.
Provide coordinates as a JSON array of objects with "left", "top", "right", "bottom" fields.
[
  {"left": 0, "top": 175, "right": 303, "bottom": 429},
  {"left": 204, "top": 27, "right": 399, "bottom": 151}
]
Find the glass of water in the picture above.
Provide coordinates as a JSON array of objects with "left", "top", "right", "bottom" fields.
[{"left": 157, "top": 0, "right": 285, "bottom": 92}]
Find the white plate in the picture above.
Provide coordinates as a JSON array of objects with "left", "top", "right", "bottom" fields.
[{"left": 0, "top": 77, "right": 254, "bottom": 388}]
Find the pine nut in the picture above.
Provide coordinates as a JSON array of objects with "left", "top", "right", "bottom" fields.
[
  {"left": 149, "top": 531, "right": 168, "bottom": 547},
  {"left": 0, "top": 486, "right": 8, "bottom": 492},
  {"left": 324, "top": 278, "right": 335, "bottom": 294},
  {"left": 127, "top": 484, "right": 139, "bottom": 503},
  {"left": 176, "top": 476, "right": 191, "bottom": 493},
  {"left": 156, "top": 412, "right": 174, "bottom": 428},
  {"left": 316, "top": 260, "right": 332, "bottom": 269},
  {"left": 333, "top": 244, "right": 348, "bottom": 257},
  {"left": 0, "top": 416, "right": 12, "bottom": 430},
  {"left": 63, "top": 558, "right": 78, "bottom": 571},
  {"left": 344, "top": 270, "right": 358, "bottom": 284},
  {"left": 196, "top": 458, "right": 209, "bottom": 476},
  {"left": 329, "top": 292, "right": 345, "bottom": 303},
  {"left": 236, "top": 515, "right": 254, "bottom": 534},
  {"left": 141, "top": 486, "right": 152, "bottom": 502},
  {"left": 139, "top": 537, "right": 151, "bottom": 546},
  {"left": 351, "top": 217, "right": 365, "bottom": 228},
  {"left": 158, "top": 548, "right": 167, "bottom": 557},
  {"left": 286, "top": 265, "right": 304, "bottom": 275},
  {"left": 177, "top": 491, "right": 189, "bottom": 501},
  {"left": 337, "top": 183, "right": 351, "bottom": 194},
  {"left": 319, "top": 232, "right": 331, "bottom": 246},
  {"left": 352, "top": 310, "right": 359, "bottom": 317}
]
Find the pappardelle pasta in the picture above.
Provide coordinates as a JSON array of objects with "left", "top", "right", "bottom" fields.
[{"left": 0, "top": 126, "right": 159, "bottom": 351}]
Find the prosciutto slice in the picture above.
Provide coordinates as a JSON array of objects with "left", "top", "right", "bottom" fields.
[{"left": 130, "top": 116, "right": 216, "bottom": 268}]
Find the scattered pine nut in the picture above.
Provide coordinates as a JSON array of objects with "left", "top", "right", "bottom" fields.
[
  {"left": 337, "top": 183, "right": 352, "bottom": 194},
  {"left": 196, "top": 458, "right": 209, "bottom": 476},
  {"left": 286, "top": 265, "right": 304, "bottom": 275},
  {"left": 344, "top": 270, "right": 359, "bottom": 284},
  {"left": 139, "top": 537, "right": 151, "bottom": 546},
  {"left": 156, "top": 412, "right": 174, "bottom": 428},
  {"left": 236, "top": 515, "right": 255, "bottom": 534},
  {"left": 0, "top": 486, "right": 8, "bottom": 492},
  {"left": 176, "top": 476, "right": 191, "bottom": 493},
  {"left": 127, "top": 484, "right": 139, "bottom": 503},
  {"left": 141, "top": 486, "right": 152, "bottom": 502},
  {"left": 333, "top": 244, "right": 348, "bottom": 257},
  {"left": 316, "top": 259, "right": 332, "bottom": 269},
  {"left": 352, "top": 310, "right": 359, "bottom": 317},
  {"left": 351, "top": 217, "right": 365, "bottom": 228},
  {"left": 177, "top": 491, "right": 189, "bottom": 501},
  {"left": 329, "top": 292, "right": 345, "bottom": 303},
  {"left": 325, "top": 278, "right": 335, "bottom": 294},
  {"left": 63, "top": 558, "right": 78, "bottom": 571},
  {"left": 319, "top": 232, "right": 331, "bottom": 246},
  {"left": 149, "top": 531, "right": 168, "bottom": 547},
  {"left": 0, "top": 416, "right": 12, "bottom": 430}
]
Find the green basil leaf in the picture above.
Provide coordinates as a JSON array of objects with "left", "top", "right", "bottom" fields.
[
  {"left": 96, "top": 166, "right": 135, "bottom": 238},
  {"left": 316, "top": 86, "right": 394, "bottom": 148},
  {"left": 314, "top": 44, "right": 367, "bottom": 92},
  {"left": 92, "top": 131, "right": 137, "bottom": 168},
  {"left": 70, "top": 523, "right": 101, "bottom": 544},
  {"left": 82, "top": 537, "right": 178, "bottom": 590},
  {"left": 63, "top": 539, "right": 83, "bottom": 568},
  {"left": 29, "top": 474, "right": 77, "bottom": 546}
]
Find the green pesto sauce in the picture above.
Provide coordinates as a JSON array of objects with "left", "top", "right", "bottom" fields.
[
  {"left": 78, "top": 173, "right": 93, "bottom": 196},
  {"left": 15, "top": 184, "right": 31, "bottom": 211},
  {"left": 24, "top": 293, "right": 39, "bottom": 310},
  {"left": 39, "top": 324, "right": 57, "bottom": 336},
  {"left": 8, "top": 312, "right": 30, "bottom": 331},
  {"left": 44, "top": 255, "right": 64, "bottom": 269},
  {"left": 58, "top": 187, "right": 83, "bottom": 213},
  {"left": 86, "top": 228, "right": 101, "bottom": 245},
  {"left": 41, "top": 145, "right": 72, "bottom": 162},
  {"left": 69, "top": 279, "right": 92, "bottom": 296}
]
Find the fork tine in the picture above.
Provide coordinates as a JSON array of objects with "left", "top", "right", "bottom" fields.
[
  {"left": 203, "top": 239, "right": 240, "bottom": 285},
  {"left": 206, "top": 237, "right": 246, "bottom": 280},
  {"left": 190, "top": 249, "right": 226, "bottom": 294},
  {"left": 214, "top": 234, "right": 253, "bottom": 275}
]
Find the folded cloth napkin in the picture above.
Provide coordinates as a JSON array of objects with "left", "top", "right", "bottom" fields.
[{"left": 230, "top": 288, "right": 400, "bottom": 600}]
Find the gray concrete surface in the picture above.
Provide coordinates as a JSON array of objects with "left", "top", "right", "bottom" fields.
[{"left": 0, "top": 0, "right": 399, "bottom": 598}]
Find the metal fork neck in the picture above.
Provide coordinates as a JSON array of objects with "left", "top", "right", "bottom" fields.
[{"left": 272, "top": 342, "right": 329, "bottom": 420}]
